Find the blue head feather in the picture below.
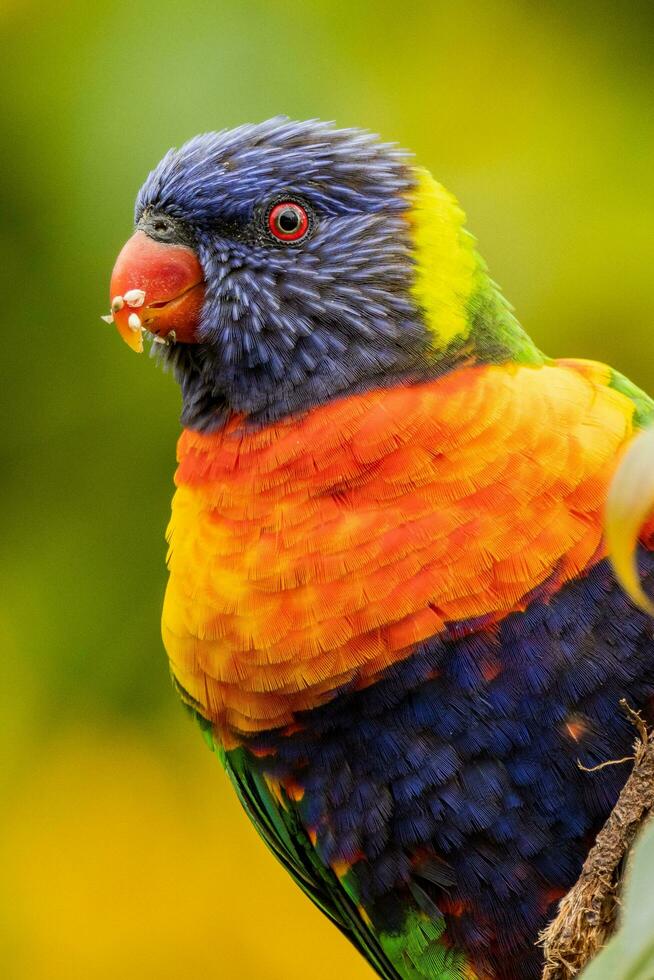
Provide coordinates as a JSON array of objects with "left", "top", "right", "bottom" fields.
[{"left": 134, "top": 117, "right": 430, "bottom": 428}]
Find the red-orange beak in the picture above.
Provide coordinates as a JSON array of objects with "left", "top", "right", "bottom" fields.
[{"left": 105, "top": 231, "right": 205, "bottom": 353}]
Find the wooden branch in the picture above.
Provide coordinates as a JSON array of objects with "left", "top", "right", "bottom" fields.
[{"left": 539, "top": 701, "right": 654, "bottom": 979}]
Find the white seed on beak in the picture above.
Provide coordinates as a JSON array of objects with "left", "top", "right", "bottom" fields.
[
  {"left": 128, "top": 313, "right": 142, "bottom": 331},
  {"left": 111, "top": 296, "right": 125, "bottom": 312},
  {"left": 100, "top": 313, "right": 114, "bottom": 324},
  {"left": 123, "top": 289, "right": 146, "bottom": 308},
  {"left": 168, "top": 331, "right": 177, "bottom": 344},
  {"left": 152, "top": 335, "right": 167, "bottom": 345}
]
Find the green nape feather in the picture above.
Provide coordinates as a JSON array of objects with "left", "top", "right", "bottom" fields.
[
  {"left": 609, "top": 367, "right": 654, "bottom": 430},
  {"left": 191, "top": 710, "right": 471, "bottom": 980}
]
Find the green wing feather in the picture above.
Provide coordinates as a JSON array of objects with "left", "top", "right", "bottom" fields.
[
  {"left": 221, "top": 742, "right": 403, "bottom": 980},
  {"left": 221, "top": 743, "right": 469, "bottom": 979},
  {"left": 178, "top": 652, "right": 471, "bottom": 980}
]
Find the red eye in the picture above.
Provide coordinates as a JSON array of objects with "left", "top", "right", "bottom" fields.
[{"left": 268, "top": 201, "right": 310, "bottom": 242}]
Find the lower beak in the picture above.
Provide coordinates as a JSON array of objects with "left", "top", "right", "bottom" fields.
[{"left": 105, "top": 230, "right": 205, "bottom": 352}]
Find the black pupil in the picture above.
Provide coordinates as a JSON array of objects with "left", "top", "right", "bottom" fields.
[{"left": 278, "top": 207, "right": 301, "bottom": 233}]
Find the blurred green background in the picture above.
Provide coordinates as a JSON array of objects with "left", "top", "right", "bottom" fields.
[{"left": 1, "top": 1, "right": 654, "bottom": 977}]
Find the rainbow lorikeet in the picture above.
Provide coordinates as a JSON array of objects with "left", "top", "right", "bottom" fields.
[{"left": 105, "top": 118, "right": 654, "bottom": 980}]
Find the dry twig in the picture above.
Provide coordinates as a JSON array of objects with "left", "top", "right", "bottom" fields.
[{"left": 539, "top": 700, "right": 654, "bottom": 979}]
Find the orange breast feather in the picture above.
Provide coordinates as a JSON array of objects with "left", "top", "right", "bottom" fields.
[{"left": 162, "top": 361, "right": 635, "bottom": 739}]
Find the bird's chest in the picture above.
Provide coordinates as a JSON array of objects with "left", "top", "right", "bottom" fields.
[
  {"left": 159, "top": 367, "right": 626, "bottom": 740},
  {"left": 160, "top": 392, "right": 465, "bottom": 738},
  {"left": 161, "top": 406, "right": 409, "bottom": 738}
]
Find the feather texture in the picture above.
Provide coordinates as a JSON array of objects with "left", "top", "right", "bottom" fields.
[
  {"left": 164, "top": 357, "right": 654, "bottom": 978},
  {"left": 164, "top": 359, "right": 636, "bottom": 736}
]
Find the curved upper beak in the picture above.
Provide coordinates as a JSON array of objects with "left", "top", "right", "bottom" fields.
[{"left": 104, "top": 231, "right": 205, "bottom": 352}]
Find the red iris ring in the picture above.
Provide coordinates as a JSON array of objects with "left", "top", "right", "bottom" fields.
[{"left": 268, "top": 201, "right": 310, "bottom": 242}]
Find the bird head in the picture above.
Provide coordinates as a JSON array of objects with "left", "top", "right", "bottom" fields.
[{"left": 106, "top": 117, "right": 533, "bottom": 429}]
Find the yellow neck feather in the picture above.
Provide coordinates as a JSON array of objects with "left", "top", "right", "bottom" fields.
[{"left": 406, "top": 167, "right": 479, "bottom": 351}]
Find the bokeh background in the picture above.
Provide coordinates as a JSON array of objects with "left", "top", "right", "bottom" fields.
[{"left": 1, "top": 1, "right": 654, "bottom": 977}]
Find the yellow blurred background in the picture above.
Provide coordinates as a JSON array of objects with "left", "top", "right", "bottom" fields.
[{"left": 1, "top": 1, "right": 654, "bottom": 977}]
